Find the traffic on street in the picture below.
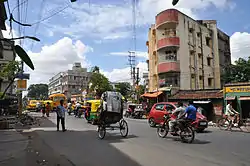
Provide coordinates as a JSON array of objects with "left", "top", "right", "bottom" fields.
[{"left": 23, "top": 111, "right": 250, "bottom": 166}]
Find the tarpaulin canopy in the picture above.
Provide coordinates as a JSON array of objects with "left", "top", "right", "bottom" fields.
[
  {"left": 239, "top": 96, "right": 250, "bottom": 100},
  {"left": 141, "top": 91, "right": 163, "bottom": 98},
  {"left": 225, "top": 96, "right": 235, "bottom": 100}
]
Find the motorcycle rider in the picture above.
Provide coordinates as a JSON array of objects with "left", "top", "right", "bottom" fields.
[
  {"left": 177, "top": 100, "right": 197, "bottom": 125},
  {"left": 75, "top": 102, "right": 81, "bottom": 117},
  {"left": 168, "top": 101, "right": 185, "bottom": 134}
]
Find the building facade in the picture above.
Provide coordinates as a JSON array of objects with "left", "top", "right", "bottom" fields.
[
  {"left": 147, "top": 9, "right": 231, "bottom": 93},
  {"left": 0, "top": 2, "right": 16, "bottom": 94},
  {"left": 48, "top": 63, "right": 91, "bottom": 98}
]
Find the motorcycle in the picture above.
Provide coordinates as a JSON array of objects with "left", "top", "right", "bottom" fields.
[{"left": 157, "top": 114, "right": 195, "bottom": 143}]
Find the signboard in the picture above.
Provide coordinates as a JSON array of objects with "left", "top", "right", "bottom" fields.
[
  {"left": 17, "top": 79, "right": 27, "bottom": 91},
  {"left": 159, "top": 79, "right": 165, "bottom": 85},
  {"left": 225, "top": 86, "right": 250, "bottom": 93},
  {"left": 213, "top": 105, "right": 223, "bottom": 115}
]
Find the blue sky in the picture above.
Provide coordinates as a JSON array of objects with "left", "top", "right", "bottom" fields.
[{"left": 2, "top": 0, "right": 250, "bottom": 84}]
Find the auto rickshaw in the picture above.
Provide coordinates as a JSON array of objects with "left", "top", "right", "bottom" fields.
[
  {"left": 85, "top": 100, "right": 101, "bottom": 124},
  {"left": 26, "top": 100, "right": 37, "bottom": 110}
]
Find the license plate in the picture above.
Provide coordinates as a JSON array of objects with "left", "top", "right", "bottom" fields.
[{"left": 200, "top": 122, "right": 207, "bottom": 126}]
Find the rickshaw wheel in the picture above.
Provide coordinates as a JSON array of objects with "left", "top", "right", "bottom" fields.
[
  {"left": 98, "top": 124, "right": 106, "bottom": 139},
  {"left": 120, "top": 119, "right": 128, "bottom": 137}
]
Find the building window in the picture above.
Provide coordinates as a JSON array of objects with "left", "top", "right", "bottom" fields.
[
  {"left": 165, "top": 50, "right": 177, "bottom": 61},
  {"left": 198, "top": 53, "right": 202, "bottom": 67},
  {"left": 159, "top": 75, "right": 179, "bottom": 87},
  {"left": 208, "top": 78, "right": 213, "bottom": 87},
  {"left": 0, "top": 51, "right": 3, "bottom": 59},
  {"left": 207, "top": 57, "right": 212, "bottom": 66},
  {"left": 163, "top": 29, "right": 176, "bottom": 37},
  {"left": 199, "top": 76, "right": 203, "bottom": 89},
  {"left": 191, "top": 74, "right": 195, "bottom": 89},
  {"left": 206, "top": 37, "right": 211, "bottom": 46},
  {"left": 197, "top": 32, "right": 201, "bottom": 37}
]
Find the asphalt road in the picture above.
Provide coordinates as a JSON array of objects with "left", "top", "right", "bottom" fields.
[{"left": 29, "top": 113, "right": 250, "bottom": 166}]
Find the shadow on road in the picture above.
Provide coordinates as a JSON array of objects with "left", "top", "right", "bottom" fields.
[
  {"left": 162, "top": 136, "right": 211, "bottom": 144},
  {"left": 19, "top": 117, "right": 142, "bottom": 166},
  {"left": 196, "top": 130, "right": 213, "bottom": 134}
]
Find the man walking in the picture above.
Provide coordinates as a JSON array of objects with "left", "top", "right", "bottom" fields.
[{"left": 56, "top": 100, "right": 67, "bottom": 132}]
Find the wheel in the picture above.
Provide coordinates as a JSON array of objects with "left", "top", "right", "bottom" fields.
[
  {"left": 148, "top": 118, "right": 156, "bottom": 127},
  {"left": 98, "top": 124, "right": 106, "bottom": 139},
  {"left": 120, "top": 119, "right": 128, "bottom": 137},
  {"left": 157, "top": 123, "right": 169, "bottom": 138},
  {"left": 92, "top": 120, "right": 96, "bottom": 125},
  {"left": 196, "top": 128, "right": 205, "bottom": 133},
  {"left": 217, "top": 118, "right": 229, "bottom": 130},
  {"left": 180, "top": 126, "right": 195, "bottom": 143}
]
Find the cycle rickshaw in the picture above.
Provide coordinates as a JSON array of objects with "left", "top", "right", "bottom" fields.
[{"left": 97, "top": 91, "right": 128, "bottom": 139}]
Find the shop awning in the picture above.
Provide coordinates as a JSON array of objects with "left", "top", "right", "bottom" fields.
[
  {"left": 239, "top": 96, "right": 250, "bottom": 100},
  {"left": 193, "top": 101, "right": 211, "bottom": 104},
  {"left": 225, "top": 96, "right": 235, "bottom": 100},
  {"left": 141, "top": 91, "right": 163, "bottom": 98},
  {"left": 158, "top": 87, "right": 171, "bottom": 91}
]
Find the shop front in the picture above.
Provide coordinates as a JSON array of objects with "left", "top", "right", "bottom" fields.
[{"left": 224, "top": 83, "right": 250, "bottom": 119}]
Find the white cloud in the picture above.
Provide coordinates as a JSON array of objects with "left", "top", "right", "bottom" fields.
[
  {"left": 230, "top": 32, "right": 250, "bottom": 63},
  {"left": 102, "top": 61, "right": 148, "bottom": 83},
  {"left": 25, "top": 37, "right": 92, "bottom": 86},
  {"left": 46, "top": 0, "right": 234, "bottom": 40},
  {"left": 109, "top": 51, "right": 148, "bottom": 59}
]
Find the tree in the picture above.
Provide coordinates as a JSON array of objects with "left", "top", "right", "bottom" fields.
[
  {"left": 115, "top": 82, "right": 131, "bottom": 97},
  {"left": 0, "top": 61, "right": 20, "bottom": 98},
  {"left": 27, "top": 84, "right": 48, "bottom": 99},
  {"left": 91, "top": 66, "right": 100, "bottom": 73},
  {"left": 89, "top": 73, "right": 112, "bottom": 97},
  {"left": 223, "top": 57, "right": 250, "bottom": 83}
]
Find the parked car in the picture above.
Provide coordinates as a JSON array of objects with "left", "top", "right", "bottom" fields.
[{"left": 148, "top": 102, "right": 208, "bottom": 132}]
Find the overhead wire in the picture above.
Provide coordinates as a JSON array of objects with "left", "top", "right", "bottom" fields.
[
  {"left": 22, "top": 0, "right": 29, "bottom": 47},
  {"left": 6, "top": 0, "right": 13, "bottom": 38},
  {"left": 30, "top": 0, "right": 46, "bottom": 51}
]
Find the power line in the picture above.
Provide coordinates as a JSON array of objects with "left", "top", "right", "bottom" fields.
[
  {"left": 6, "top": 0, "right": 13, "bottom": 38},
  {"left": 31, "top": 4, "right": 71, "bottom": 25},
  {"left": 30, "top": 0, "right": 46, "bottom": 51}
]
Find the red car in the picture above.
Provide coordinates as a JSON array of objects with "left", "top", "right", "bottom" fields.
[{"left": 148, "top": 102, "right": 208, "bottom": 132}]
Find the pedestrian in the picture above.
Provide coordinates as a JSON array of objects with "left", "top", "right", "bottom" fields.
[
  {"left": 56, "top": 100, "right": 67, "bottom": 132},
  {"left": 41, "top": 103, "right": 46, "bottom": 117},
  {"left": 45, "top": 102, "right": 51, "bottom": 117}
]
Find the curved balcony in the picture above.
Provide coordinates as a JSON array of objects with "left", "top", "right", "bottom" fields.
[
  {"left": 158, "top": 62, "right": 180, "bottom": 74},
  {"left": 157, "top": 37, "right": 179, "bottom": 50},
  {"left": 156, "top": 9, "right": 179, "bottom": 29}
]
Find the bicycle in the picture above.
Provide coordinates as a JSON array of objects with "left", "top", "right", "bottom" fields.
[{"left": 217, "top": 114, "right": 248, "bottom": 132}]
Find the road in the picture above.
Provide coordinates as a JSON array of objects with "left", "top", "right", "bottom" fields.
[{"left": 29, "top": 113, "right": 250, "bottom": 166}]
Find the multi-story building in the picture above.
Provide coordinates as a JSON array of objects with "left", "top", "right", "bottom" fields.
[
  {"left": 0, "top": 3, "right": 16, "bottom": 94},
  {"left": 48, "top": 62, "right": 91, "bottom": 98},
  {"left": 146, "top": 9, "right": 231, "bottom": 93}
]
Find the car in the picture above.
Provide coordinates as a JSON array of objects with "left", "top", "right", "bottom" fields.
[{"left": 148, "top": 102, "right": 208, "bottom": 132}]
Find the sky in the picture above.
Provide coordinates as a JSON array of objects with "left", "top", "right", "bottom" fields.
[{"left": 1, "top": 0, "right": 250, "bottom": 87}]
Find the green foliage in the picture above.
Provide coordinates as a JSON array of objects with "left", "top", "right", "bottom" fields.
[
  {"left": 223, "top": 57, "right": 250, "bottom": 83},
  {"left": 137, "top": 85, "right": 146, "bottom": 96},
  {"left": 27, "top": 84, "right": 48, "bottom": 99},
  {"left": 89, "top": 72, "right": 112, "bottom": 97},
  {"left": 115, "top": 82, "right": 131, "bottom": 97},
  {"left": 14, "top": 45, "right": 34, "bottom": 70},
  {"left": 0, "top": 61, "right": 20, "bottom": 79}
]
